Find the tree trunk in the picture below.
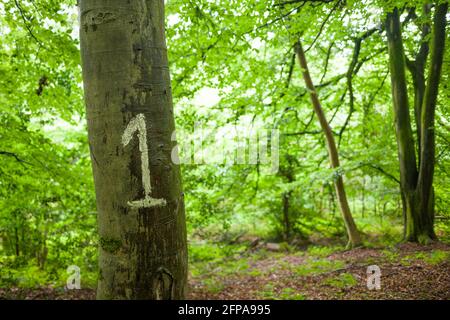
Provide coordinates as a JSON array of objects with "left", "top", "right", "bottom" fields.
[
  {"left": 385, "top": 4, "right": 447, "bottom": 243},
  {"left": 407, "top": 4, "right": 432, "bottom": 162},
  {"left": 416, "top": 2, "right": 447, "bottom": 242},
  {"left": 386, "top": 8, "right": 422, "bottom": 243},
  {"left": 14, "top": 226, "right": 19, "bottom": 257},
  {"left": 282, "top": 191, "right": 292, "bottom": 241},
  {"left": 294, "top": 41, "right": 362, "bottom": 249},
  {"left": 361, "top": 177, "right": 365, "bottom": 218},
  {"left": 79, "top": 0, "right": 188, "bottom": 299}
]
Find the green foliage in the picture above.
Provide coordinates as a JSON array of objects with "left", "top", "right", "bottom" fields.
[
  {"left": 0, "top": 0, "right": 96, "bottom": 289},
  {"left": 0, "top": 0, "right": 448, "bottom": 292},
  {"left": 202, "top": 278, "right": 225, "bottom": 294},
  {"left": 259, "top": 284, "right": 306, "bottom": 300},
  {"left": 293, "top": 258, "right": 345, "bottom": 276},
  {"left": 403, "top": 250, "right": 450, "bottom": 265},
  {"left": 189, "top": 242, "right": 251, "bottom": 277},
  {"left": 259, "top": 283, "right": 277, "bottom": 300},
  {"left": 307, "top": 245, "right": 344, "bottom": 258},
  {"left": 381, "top": 249, "right": 400, "bottom": 262},
  {"left": 189, "top": 242, "right": 224, "bottom": 262},
  {"left": 323, "top": 273, "right": 358, "bottom": 289},
  {"left": 189, "top": 241, "right": 247, "bottom": 263},
  {"left": 278, "top": 288, "right": 306, "bottom": 300}
]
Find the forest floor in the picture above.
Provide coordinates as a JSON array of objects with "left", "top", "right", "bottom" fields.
[
  {"left": 0, "top": 241, "right": 449, "bottom": 300},
  {"left": 188, "top": 241, "right": 450, "bottom": 300}
]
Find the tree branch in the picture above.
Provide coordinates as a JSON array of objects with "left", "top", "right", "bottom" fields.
[
  {"left": 13, "top": 0, "right": 42, "bottom": 46},
  {"left": 0, "top": 151, "right": 30, "bottom": 166},
  {"left": 304, "top": 0, "right": 341, "bottom": 53},
  {"left": 274, "top": 0, "right": 334, "bottom": 7},
  {"left": 356, "top": 162, "right": 400, "bottom": 184}
]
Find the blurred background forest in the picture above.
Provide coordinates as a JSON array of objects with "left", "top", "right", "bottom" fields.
[{"left": 0, "top": 0, "right": 449, "bottom": 299}]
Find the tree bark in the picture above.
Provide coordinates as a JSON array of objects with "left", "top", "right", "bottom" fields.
[
  {"left": 282, "top": 191, "right": 292, "bottom": 241},
  {"left": 406, "top": 4, "right": 432, "bottom": 162},
  {"left": 294, "top": 40, "right": 362, "bottom": 248},
  {"left": 386, "top": 7, "right": 422, "bottom": 243},
  {"left": 14, "top": 226, "right": 19, "bottom": 257},
  {"left": 385, "top": 4, "right": 447, "bottom": 243},
  {"left": 79, "top": 0, "right": 188, "bottom": 299},
  {"left": 416, "top": 2, "right": 448, "bottom": 242}
]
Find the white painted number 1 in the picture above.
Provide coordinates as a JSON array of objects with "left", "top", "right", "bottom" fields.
[{"left": 122, "top": 113, "right": 167, "bottom": 208}]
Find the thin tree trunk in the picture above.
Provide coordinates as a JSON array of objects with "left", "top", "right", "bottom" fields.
[
  {"left": 79, "top": 0, "right": 188, "bottom": 299},
  {"left": 282, "top": 191, "right": 292, "bottom": 241},
  {"left": 294, "top": 40, "right": 362, "bottom": 248},
  {"left": 14, "top": 226, "right": 19, "bottom": 257},
  {"left": 329, "top": 183, "right": 336, "bottom": 217},
  {"left": 374, "top": 195, "right": 377, "bottom": 218},
  {"left": 319, "top": 186, "right": 324, "bottom": 214},
  {"left": 361, "top": 177, "right": 365, "bottom": 218}
]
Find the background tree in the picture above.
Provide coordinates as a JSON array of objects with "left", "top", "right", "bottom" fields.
[
  {"left": 295, "top": 40, "right": 362, "bottom": 248},
  {"left": 385, "top": 2, "right": 448, "bottom": 243}
]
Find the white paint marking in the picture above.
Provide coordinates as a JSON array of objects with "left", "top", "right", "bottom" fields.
[
  {"left": 122, "top": 113, "right": 167, "bottom": 208},
  {"left": 128, "top": 197, "right": 167, "bottom": 208}
]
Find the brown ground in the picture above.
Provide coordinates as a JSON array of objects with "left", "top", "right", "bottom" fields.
[
  {"left": 1, "top": 242, "right": 448, "bottom": 300},
  {"left": 191, "top": 242, "right": 450, "bottom": 300}
]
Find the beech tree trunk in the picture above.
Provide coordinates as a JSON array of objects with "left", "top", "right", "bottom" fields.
[
  {"left": 79, "top": 0, "right": 188, "bottom": 299},
  {"left": 295, "top": 41, "right": 362, "bottom": 249}
]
